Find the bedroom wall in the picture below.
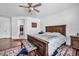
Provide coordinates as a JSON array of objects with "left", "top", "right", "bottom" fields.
[
  {"left": 0, "top": 16, "right": 40, "bottom": 39},
  {"left": 0, "top": 17, "right": 10, "bottom": 38},
  {"left": 11, "top": 16, "right": 40, "bottom": 39},
  {"left": 40, "top": 6, "right": 79, "bottom": 45},
  {"left": 11, "top": 17, "right": 26, "bottom": 39},
  {"left": 24, "top": 17, "right": 40, "bottom": 39}
]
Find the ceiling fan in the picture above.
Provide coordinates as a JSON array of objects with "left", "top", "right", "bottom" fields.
[{"left": 19, "top": 3, "right": 42, "bottom": 13}]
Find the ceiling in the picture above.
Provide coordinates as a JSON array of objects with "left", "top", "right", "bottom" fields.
[{"left": 0, "top": 3, "right": 79, "bottom": 18}]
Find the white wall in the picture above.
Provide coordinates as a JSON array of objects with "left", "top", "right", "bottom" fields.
[
  {"left": 0, "top": 16, "right": 40, "bottom": 39},
  {"left": 40, "top": 6, "right": 79, "bottom": 45},
  {"left": 24, "top": 17, "right": 40, "bottom": 39},
  {"left": 11, "top": 17, "right": 26, "bottom": 39},
  {"left": 11, "top": 16, "right": 40, "bottom": 39},
  {"left": 0, "top": 17, "right": 10, "bottom": 38}
]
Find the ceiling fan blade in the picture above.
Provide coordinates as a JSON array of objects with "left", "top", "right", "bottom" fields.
[
  {"left": 19, "top": 5, "right": 29, "bottom": 8},
  {"left": 33, "top": 3, "right": 41, "bottom": 7},
  {"left": 34, "top": 8, "right": 39, "bottom": 13},
  {"left": 28, "top": 9, "right": 31, "bottom": 13},
  {"left": 28, "top": 3, "right": 32, "bottom": 7}
]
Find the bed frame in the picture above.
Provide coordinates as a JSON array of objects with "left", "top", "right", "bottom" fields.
[
  {"left": 28, "top": 25, "right": 66, "bottom": 56},
  {"left": 46, "top": 25, "right": 66, "bottom": 36}
]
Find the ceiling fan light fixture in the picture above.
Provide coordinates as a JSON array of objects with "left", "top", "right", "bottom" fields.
[
  {"left": 19, "top": 3, "right": 41, "bottom": 13},
  {"left": 29, "top": 7, "right": 34, "bottom": 10}
]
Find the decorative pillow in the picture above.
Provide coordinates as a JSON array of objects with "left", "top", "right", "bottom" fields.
[{"left": 38, "top": 31, "right": 44, "bottom": 34}]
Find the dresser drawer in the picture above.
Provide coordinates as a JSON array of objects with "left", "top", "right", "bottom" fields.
[
  {"left": 71, "top": 36, "right": 79, "bottom": 49},
  {"left": 72, "top": 41, "right": 79, "bottom": 49}
]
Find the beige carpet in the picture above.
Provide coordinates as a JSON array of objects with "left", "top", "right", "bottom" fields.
[{"left": 58, "top": 45, "right": 76, "bottom": 56}]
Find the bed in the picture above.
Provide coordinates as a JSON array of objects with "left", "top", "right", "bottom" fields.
[{"left": 28, "top": 25, "right": 66, "bottom": 56}]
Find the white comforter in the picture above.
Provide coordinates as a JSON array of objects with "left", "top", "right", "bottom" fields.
[{"left": 30, "top": 32, "right": 66, "bottom": 56}]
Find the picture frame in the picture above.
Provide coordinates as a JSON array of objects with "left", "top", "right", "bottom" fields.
[{"left": 32, "top": 22, "right": 37, "bottom": 28}]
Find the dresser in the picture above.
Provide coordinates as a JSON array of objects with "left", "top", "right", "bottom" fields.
[
  {"left": 71, "top": 36, "right": 79, "bottom": 49},
  {"left": 71, "top": 36, "right": 79, "bottom": 56}
]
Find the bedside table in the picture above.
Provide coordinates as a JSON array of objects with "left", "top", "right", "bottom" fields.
[{"left": 71, "top": 36, "right": 79, "bottom": 56}]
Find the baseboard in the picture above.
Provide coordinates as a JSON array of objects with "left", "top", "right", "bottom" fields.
[{"left": 0, "top": 37, "right": 11, "bottom": 39}]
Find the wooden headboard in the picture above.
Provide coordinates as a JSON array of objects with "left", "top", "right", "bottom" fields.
[{"left": 46, "top": 25, "right": 66, "bottom": 36}]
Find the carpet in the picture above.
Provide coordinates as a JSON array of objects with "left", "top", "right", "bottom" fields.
[{"left": 57, "top": 45, "right": 76, "bottom": 56}]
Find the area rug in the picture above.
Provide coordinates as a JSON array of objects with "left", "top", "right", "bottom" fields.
[{"left": 58, "top": 45, "right": 76, "bottom": 56}]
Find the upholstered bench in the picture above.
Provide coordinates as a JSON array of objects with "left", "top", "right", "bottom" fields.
[{"left": 22, "top": 40, "right": 37, "bottom": 56}]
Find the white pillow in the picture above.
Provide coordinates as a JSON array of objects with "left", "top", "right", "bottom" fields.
[
  {"left": 44, "top": 32, "right": 61, "bottom": 35},
  {"left": 44, "top": 32, "right": 65, "bottom": 38}
]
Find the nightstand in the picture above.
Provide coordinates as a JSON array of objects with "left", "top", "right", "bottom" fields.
[{"left": 71, "top": 36, "right": 79, "bottom": 56}]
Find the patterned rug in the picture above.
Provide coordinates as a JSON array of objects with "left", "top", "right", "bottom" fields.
[{"left": 57, "top": 45, "right": 76, "bottom": 56}]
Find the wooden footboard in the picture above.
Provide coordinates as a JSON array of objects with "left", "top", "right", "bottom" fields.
[
  {"left": 27, "top": 35, "right": 49, "bottom": 56},
  {"left": 28, "top": 35, "right": 66, "bottom": 56}
]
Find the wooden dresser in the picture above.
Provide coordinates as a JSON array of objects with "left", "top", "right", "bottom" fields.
[
  {"left": 71, "top": 36, "right": 79, "bottom": 56},
  {"left": 71, "top": 36, "right": 79, "bottom": 49}
]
